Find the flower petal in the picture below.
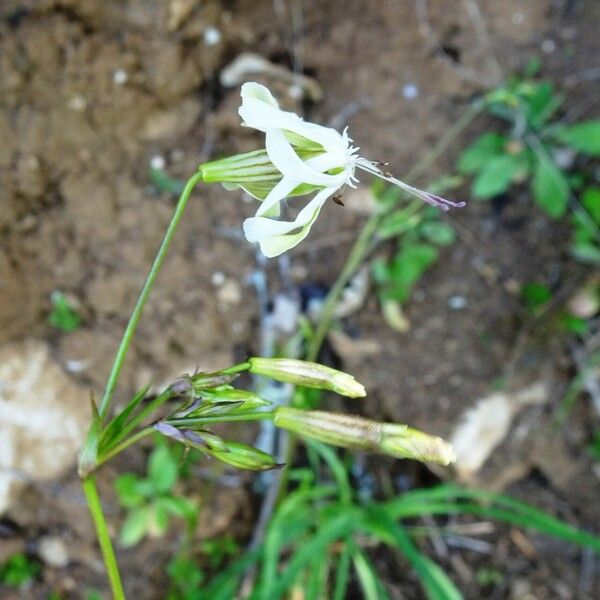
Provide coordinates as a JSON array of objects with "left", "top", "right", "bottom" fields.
[
  {"left": 243, "top": 186, "right": 336, "bottom": 257},
  {"left": 239, "top": 95, "right": 346, "bottom": 155},
  {"left": 265, "top": 129, "right": 347, "bottom": 188},
  {"left": 240, "top": 82, "right": 279, "bottom": 108},
  {"left": 256, "top": 176, "right": 299, "bottom": 218}
]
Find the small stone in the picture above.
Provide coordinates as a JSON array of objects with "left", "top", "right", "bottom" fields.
[
  {"left": 542, "top": 39, "right": 556, "bottom": 54},
  {"left": 402, "top": 83, "right": 419, "bottom": 100},
  {"left": 203, "top": 27, "right": 222, "bottom": 46},
  {"left": 217, "top": 279, "right": 241, "bottom": 306},
  {"left": 448, "top": 295, "right": 467, "bottom": 310},
  {"left": 211, "top": 271, "right": 225, "bottom": 286},
  {"left": 38, "top": 535, "right": 69, "bottom": 568},
  {"left": 0, "top": 340, "right": 89, "bottom": 514},
  {"left": 113, "top": 69, "right": 128, "bottom": 85}
]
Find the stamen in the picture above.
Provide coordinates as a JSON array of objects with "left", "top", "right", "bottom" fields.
[{"left": 355, "top": 158, "right": 465, "bottom": 211}]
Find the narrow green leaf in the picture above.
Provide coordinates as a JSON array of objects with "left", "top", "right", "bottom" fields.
[
  {"left": 384, "top": 485, "right": 600, "bottom": 552},
  {"left": 267, "top": 510, "right": 361, "bottom": 600},
  {"left": 352, "top": 547, "right": 390, "bottom": 600},
  {"left": 362, "top": 511, "right": 462, "bottom": 600},
  {"left": 332, "top": 540, "right": 352, "bottom": 600},
  {"left": 98, "top": 383, "right": 152, "bottom": 454},
  {"left": 78, "top": 394, "right": 102, "bottom": 477}
]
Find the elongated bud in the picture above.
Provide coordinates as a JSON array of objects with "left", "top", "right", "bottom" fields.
[
  {"left": 248, "top": 358, "right": 366, "bottom": 398},
  {"left": 201, "top": 388, "right": 272, "bottom": 410},
  {"left": 273, "top": 407, "right": 455, "bottom": 466},
  {"left": 209, "top": 441, "right": 281, "bottom": 471},
  {"left": 378, "top": 424, "right": 456, "bottom": 465}
]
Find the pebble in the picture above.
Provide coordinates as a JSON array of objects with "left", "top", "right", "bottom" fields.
[
  {"left": 113, "top": 69, "right": 128, "bottom": 85},
  {"left": 203, "top": 27, "right": 221, "bottom": 46},
  {"left": 38, "top": 535, "right": 69, "bottom": 568},
  {"left": 448, "top": 295, "right": 467, "bottom": 310},
  {"left": 211, "top": 271, "right": 225, "bottom": 286},
  {"left": 402, "top": 83, "right": 419, "bottom": 100},
  {"left": 150, "top": 155, "right": 166, "bottom": 170}
]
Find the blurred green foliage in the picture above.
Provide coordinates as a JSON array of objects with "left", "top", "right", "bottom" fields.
[
  {"left": 48, "top": 291, "right": 82, "bottom": 332},
  {"left": 0, "top": 553, "right": 40, "bottom": 587},
  {"left": 115, "top": 440, "right": 197, "bottom": 547}
]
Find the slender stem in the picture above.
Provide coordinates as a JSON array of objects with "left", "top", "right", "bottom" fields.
[
  {"left": 307, "top": 101, "right": 484, "bottom": 361},
  {"left": 97, "top": 427, "right": 155, "bottom": 467},
  {"left": 166, "top": 411, "right": 275, "bottom": 428},
  {"left": 98, "top": 171, "right": 204, "bottom": 417},
  {"left": 221, "top": 361, "right": 252, "bottom": 375},
  {"left": 307, "top": 215, "right": 379, "bottom": 360},
  {"left": 82, "top": 476, "right": 125, "bottom": 600}
]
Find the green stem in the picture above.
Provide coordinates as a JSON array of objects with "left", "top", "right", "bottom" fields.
[
  {"left": 98, "top": 171, "right": 204, "bottom": 417},
  {"left": 307, "top": 101, "right": 484, "bottom": 361},
  {"left": 307, "top": 215, "right": 379, "bottom": 360},
  {"left": 82, "top": 476, "right": 125, "bottom": 600},
  {"left": 166, "top": 411, "right": 275, "bottom": 428}
]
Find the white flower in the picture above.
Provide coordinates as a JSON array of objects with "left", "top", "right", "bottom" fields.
[{"left": 209, "top": 81, "right": 464, "bottom": 257}]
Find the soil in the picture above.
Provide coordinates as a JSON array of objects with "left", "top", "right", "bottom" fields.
[{"left": 1, "top": 0, "right": 599, "bottom": 598}]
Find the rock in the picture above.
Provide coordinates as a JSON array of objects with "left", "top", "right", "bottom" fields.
[
  {"left": 37, "top": 535, "right": 70, "bottom": 568},
  {"left": 450, "top": 382, "right": 548, "bottom": 480},
  {"left": 0, "top": 340, "right": 89, "bottom": 514}
]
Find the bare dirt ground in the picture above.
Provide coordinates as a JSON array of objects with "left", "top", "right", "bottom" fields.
[{"left": 0, "top": 0, "right": 599, "bottom": 598}]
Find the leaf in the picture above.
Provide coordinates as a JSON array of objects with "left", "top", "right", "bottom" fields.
[
  {"left": 377, "top": 209, "right": 422, "bottom": 239},
  {"left": 158, "top": 496, "right": 197, "bottom": 521},
  {"left": 48, "top": 291, "right": 82, "bottom": 332},
  {"left": 362, "top": 511, "right": 462, "bottom": 600},
  {"left": 384, "top": 484, "right": 600, "bottom": 552},
  {"left": 352, "top": 547, "right": 390, "bottom": 600},
  {"left": 531, "top": 156, "right": 569, "bottom": 218},
  {"left": 524, "top": 82, "right": 562, "bottom": 129},
  {"left": 78, "top": 394, "right": 102, "bottom": 477},
  {"left": 98, "top": 383, "right": 152, "bottom": 454},
  {"left": 571, "top": 243, "right": 600, "bottom": 265},
  {"left": 471, "top": 154, "right": 524, "bottom": 199},
  {"left": 581, "top": 187, "right": 600, "bottom": 225},
  {"left": 420, "top": 221, "right": 457, "bottom": 246},
  {"left": 265, "top": 510, "right": 361, "bottom": 600},
  {"left": 377, "top": 243, "right": 439, "bottom": 304},
  {"left": 148, "top": 445, "right": 178, "bottom": 493},
  {"left": 457, "top": 133, "right": 506, "bottom": 174},
  {"left": 120, "top": 506, "right": 149, "bottom": 547},
  {"left": 115, "top": 473, "right": 146, "bottom": 508},
  {"left": 553, "top": 120, "right": 600, "bottom": 156}
]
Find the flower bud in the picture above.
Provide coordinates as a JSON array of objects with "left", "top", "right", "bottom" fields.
[
  {"left": 273, "top": 407, "right": 455, "bottom": 466},
  {"left": 201, "top": 388, "right": 272, "bottom": 410},
  {"left": 209, "top": 441, "right": 281, "bottom": 471},
  {"left": 378, "top": 424, "right": 456, "bottom": 465},
  {"left": 248, "top": 358, "right": 366, "bottom": 398}
]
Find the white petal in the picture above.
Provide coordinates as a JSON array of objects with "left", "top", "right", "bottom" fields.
[
  {"left": 243, "top": 186, "right": 336, "bottom": 256},
  {"left": 256, "top": 176, "right": 299, "bottom": 217},
  {"left": 240, "top": 82, "right": 279, "bottom": 107},
  {"left": 266, "top": 129, "right": 346, "bottom": 187},
  {"left": 240, "top": 97, "right": 347, "bottom": 155}
]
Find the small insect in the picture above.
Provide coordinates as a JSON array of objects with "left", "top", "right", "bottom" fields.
[
  {"left": 374, "top": 160, "right": 393, "bottom": 177},
  {"left": 332, "top": 193, "right": 345, "bottom": 206}
]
